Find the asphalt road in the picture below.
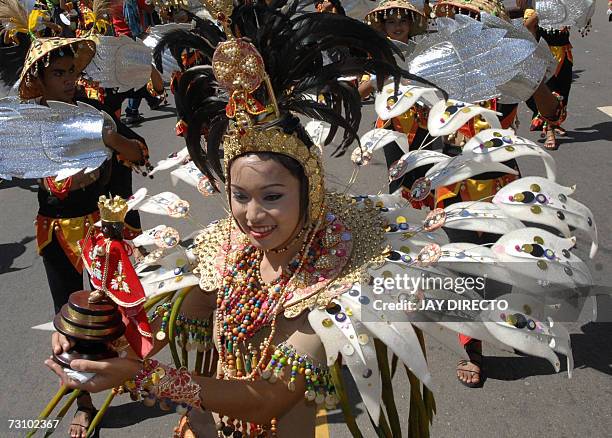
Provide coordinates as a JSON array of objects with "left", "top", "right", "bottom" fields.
[{"left": 1, "top": 4, "right": 611, "bottom": 437}]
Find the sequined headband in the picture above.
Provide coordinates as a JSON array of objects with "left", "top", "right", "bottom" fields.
[{"left": 223, "top": 128, "right": 325, "bottom": 224}]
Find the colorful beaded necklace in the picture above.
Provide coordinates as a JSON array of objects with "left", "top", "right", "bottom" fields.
[{"left": 215, "top": 216, "right": 321, "bottom": 381}]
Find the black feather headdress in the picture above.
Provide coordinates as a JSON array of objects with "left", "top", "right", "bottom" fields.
[{"left": 169, "top": 0, "right": 429, "bottom": 187}]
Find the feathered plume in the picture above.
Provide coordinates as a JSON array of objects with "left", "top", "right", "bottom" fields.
[
  {"left": 152, "top": 28, "right": 220, "bottom": 74},
  {"left": 171, "top": 0, "right": 433, "bottom": 187},
  {"left": 0, "top": 0, "right": 28, "bottom": 30},
  {"left": 0, "top": 0, "right": 28, "bottom": 28},
  {"left": 91, "top": 0, "right": 111, "bottom": 18},
  {"left": 0, "top": 0, "right": 32, "bottom": 91}
]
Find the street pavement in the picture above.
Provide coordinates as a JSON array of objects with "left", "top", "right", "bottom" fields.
[{"left": 1, "top": 4, "right": 611, "bottom": 437}]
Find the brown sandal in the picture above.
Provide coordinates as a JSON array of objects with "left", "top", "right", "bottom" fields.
[
  {"left": 70, "top": 404, "right": 98, "bottom": 438},
  {"left": 544, "top": 127, "right": 559, "bottom": 151}
]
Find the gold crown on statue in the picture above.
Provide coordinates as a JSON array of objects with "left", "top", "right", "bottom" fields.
[{"left": 98, "top": 195, "right": 128, "bottom": 223}]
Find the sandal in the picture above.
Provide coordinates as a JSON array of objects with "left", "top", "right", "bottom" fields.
[
  {"left": 544, "top": 127, "right": 559, "bottom": 151},
  {"left": 70, "top": 402, "right": 98, "bottom": 438},
  {"left": 457, "top": 340, "right": 485, "bottom": 388}
]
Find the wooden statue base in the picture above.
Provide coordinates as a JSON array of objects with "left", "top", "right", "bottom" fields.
[{"left": 53, "top": 290, "right": 125, "bottom": 369}]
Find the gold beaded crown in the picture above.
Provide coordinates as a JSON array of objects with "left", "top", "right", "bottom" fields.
[
  {"left": 98, "top": 195, "right": 128, "bottom": 223},
  {"left": 204, "top": 0, "right": 326, "bottom": 224}
]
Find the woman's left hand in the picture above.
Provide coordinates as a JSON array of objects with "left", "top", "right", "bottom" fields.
[{"left": 45, "top": 356, "right": 142, "bottom": 393}]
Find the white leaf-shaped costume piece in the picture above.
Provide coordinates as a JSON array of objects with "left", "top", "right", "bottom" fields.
[
  {"left": 171, "top": 161, "right": 205, "bottom": 187},
  {"left": 493, "top": 177, "right": 598, "bottom": 258},
  {"left": 425, "top": 153, "right": 518, "bottom": 190},
  {"left": 462, "top": 129, "right": 557, "bottom": 180},
  {"left": 427, "top": 100, "right": 501, "bottom": 137},
  {"left": 0, "top": 99, "right": 110, "bottom": 180},
  {"left": 352, "top": 128, "right": 410, "bottom": 166},
  {"left": 137, "top": 247, "right": 199, "bottom": 297},
  {"left": 85, "top": 36, "right": 152, "bottom": 92},
  {"left": 133, "top": 225, "right": 170, "bottom": 247},
  {"left": 375, "top": 82, "right": 443, "bottom": 121},
  {"left": 305, "top": 120, "right": 332, "bottom": 147},
  {"left": 405, "top": 14, "right": 552, "bottom": 103},
  {"left": 443, "top": 202, "right": 524, "bottom": 234},
  {"left": 491, "top": 227, "right": 592, "bottom": 288},
  {"left": 388, "top": 149, "right": 450, "bottom": 182},
  {"left": 136, "top": 192, "right": 191, "bottom": 218},
  {"left": 149, "top": 147, "right": 190, "bottom": 176},
  {"left": 308, "top": 304, "right": 384, "bottom": 423},
  {"left": 536, "top": 0, "right": 596, "bottom": 30}
]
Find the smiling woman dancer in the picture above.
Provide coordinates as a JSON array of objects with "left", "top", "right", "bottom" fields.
[{"left": 45, "top": 1, "right": 597, "bottom": 437}]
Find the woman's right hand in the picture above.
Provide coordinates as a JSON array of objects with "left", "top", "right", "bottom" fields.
[{"left": 48, "top": 331, "right": 143, "bottom": 393}]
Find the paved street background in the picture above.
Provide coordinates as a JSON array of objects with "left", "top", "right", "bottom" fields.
[{"left": 1, "top": 4, "right": 611, "bottom": 437}]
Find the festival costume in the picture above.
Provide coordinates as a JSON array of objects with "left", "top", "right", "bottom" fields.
[
  {"left": 361, "top": 0, "right": 523, "bottom": 213},
  {"left": 522, "top": 0, "right": 595, "bottom": 133},
  {"left": 87, "top": 1, "right": 599, "bottom": 437},
  {"left": 0, "top": 0, "right": 146, "bottom": 312},
  {"left": 363, "top": 1, "right": 432, "bottom": 201}
]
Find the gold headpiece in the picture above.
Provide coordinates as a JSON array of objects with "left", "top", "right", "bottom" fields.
[
  {"left": 204, "top": 0, "right": 326, "bottom": 224},
  {"left": 98, "top": 195, "right": 128, "bottom": 223},
  {"left": 19, "top": 37, "right": 96, "bottom": 99},
  {"left": 223, "top": 128, "right": 325, "bottom": 223}
]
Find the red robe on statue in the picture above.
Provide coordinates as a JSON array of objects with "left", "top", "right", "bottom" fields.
[{"left": 82, "top": 232, "right": 153, "bottom": 358}]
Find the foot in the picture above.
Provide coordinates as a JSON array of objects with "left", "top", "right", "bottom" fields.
[
  {"left": 457, "top": 340, "right": 484, "bottom": 388},
  {"left": 123, "top": 113, "right": 145, "bottom": 126},
  {"left": 148, "top": 95, "right": 167, "bottom": 110},
  {"left": 457, "top": 359, "right": 482, "bottom": 387},
  {"left": 544, "top": 128, "right": 559, "bottom": 150},
  {"left": 70, "top": 396, "right": 97, "bottom": 438}
]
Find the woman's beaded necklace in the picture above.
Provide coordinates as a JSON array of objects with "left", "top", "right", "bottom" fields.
[{"left": 215, "top": 216, "right": 322, "bottom": 381}]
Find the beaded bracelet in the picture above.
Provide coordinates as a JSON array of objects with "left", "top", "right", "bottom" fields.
[
  {"left": 261, "top": 343, "right": 338, "bottom": 409},
  {"left": 149, "top": 303, "right": 213, "bottom": 351},
  {"left": 123, "top": 359, "right": 202, "bottom": 414},
  {"left": 118, "top": 140, "right": 154, "bottom": 178}
]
